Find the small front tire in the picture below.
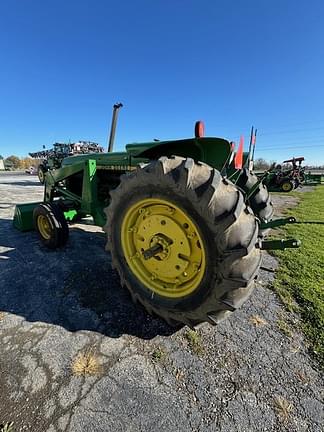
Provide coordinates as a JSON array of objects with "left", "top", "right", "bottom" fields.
[
  {"left": 38, "top": 165, "right": 47, "bottom": 184},
  {"left": 280, "top": 180, "right": 294, "bottom": 192},
  {"left": 33, "top": 203, "right": 69, "bottom": 249}
]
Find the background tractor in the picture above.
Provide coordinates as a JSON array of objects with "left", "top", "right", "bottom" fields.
[
  {"left": 14, "top": 105, "right": 300, "bottom": 327},
  {"left": 29, "top": 141, "right": 104, "bottom": 184},
  {"left": 260, "top": 157, "right": 305, "bottom": 192}
]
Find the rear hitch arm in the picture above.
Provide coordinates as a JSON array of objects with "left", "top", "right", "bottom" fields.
[
  {"left": 260, "top": 216, "right": 296, "bottom": 230},
  {"left": 258, "top": 238, "right": 301, "bottom": 251},
  {"left": 261, "top": 216, "right": 324, "bottom": 230},
  {"left": 259, "top": 216, "right": 324, "bottom": 250}
]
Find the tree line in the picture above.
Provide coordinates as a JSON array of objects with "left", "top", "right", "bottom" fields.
[{"left": 0, "top": 155, "right": 41, "bottom": 170}]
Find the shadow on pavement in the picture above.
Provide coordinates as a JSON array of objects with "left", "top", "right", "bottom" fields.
[
  {"left": 0, "top": 218, "right": 178, "bottom": 339},
  {"left": 0, "top": 180, "right": 42, "bottom": 187},
  {"left": 0, "top": 203, "right": 16, "bottom": 208}
]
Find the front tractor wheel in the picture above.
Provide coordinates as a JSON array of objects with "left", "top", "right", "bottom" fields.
[
  {"left": 281, "top": 179, "right": 294, "bottom": 192},
  {"left": 38, "top": 164, "right": 46, "bottom": 184},
  {"left": 104, "top": 157, "right": 261, "bottom": 327},
  {"left": 33, "top": 203, "right": 69, "bottom": 249}
]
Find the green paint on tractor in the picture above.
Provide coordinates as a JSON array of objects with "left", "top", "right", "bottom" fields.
[
  {"left": 15, "top": 136, "right": 243, "bottom": 232},
  {"left": 260, "top": 157, "right": 307, "bottom": 192}
]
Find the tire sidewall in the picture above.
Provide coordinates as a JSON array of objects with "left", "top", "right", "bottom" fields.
[
  {"left": 237, "top": 168, "right": 274, "bottom": 222},
  {"left": 33, "top": 203, "right": 69, "bottom": 248},
  {"left": 281, "top": 180, "right": 293, "bottom": 192},
  {"left": 38, "top": 165, "right": 45, "bottom": 184}
]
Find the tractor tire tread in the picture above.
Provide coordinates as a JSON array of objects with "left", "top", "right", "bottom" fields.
[
  {"left": 237, "top": 168, "right": 274, "bottom": 229},
  {"left": 33, "top": 202, "right": 69, "bottom": 249},
  {"left": 104, "top": 157, "right": 261, "bottom": 326}
]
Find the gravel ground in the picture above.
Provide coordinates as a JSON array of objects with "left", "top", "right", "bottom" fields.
[{"left": 0, "top": 172, "right": 323, "bottom": 432}]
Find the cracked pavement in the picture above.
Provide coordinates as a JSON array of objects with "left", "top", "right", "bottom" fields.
[{"left": 0, "top": 172, "right": 323, "bottom": 431}]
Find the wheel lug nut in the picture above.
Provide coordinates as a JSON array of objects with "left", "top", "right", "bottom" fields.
[
  {"left": 128, "top": 225, "right": 138, "bottom": 233},
  {"left": 193, "top": 263, "right": 200, "bottom": 272},
  {"left": 187, "top": 232, "right": 196, "bottom": 239},
  {"left": 130, "top": 252, "right": 140, "bottom": 260}
]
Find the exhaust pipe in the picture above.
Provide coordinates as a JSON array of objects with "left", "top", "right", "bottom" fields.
[
  {"left": 108, "top": 102, "right": 123, "bottom": 152},
  {"left": 247, "top": 126, "right": 257, "bottom": 171}
]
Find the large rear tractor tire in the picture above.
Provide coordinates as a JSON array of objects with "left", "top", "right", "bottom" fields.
[
  {"left": 237, "top": 168, "right": 274, "bottom": 224},
  {"left": 33, "top": 203, "right": 69, "bottom": 249},
  {"left": 104, "top": 157, "right": 262, "bottom": 327}
]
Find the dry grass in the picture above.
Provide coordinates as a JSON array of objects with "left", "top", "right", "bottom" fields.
[
  {"left": 175, "top": 368, "right": 184, "bottom": 381},
  {"left": 274, "top": 396, "right": 294, "bottom": 421},
  {"left": 295, "top": 370, "right": 309, "bottom": 384},
  {"left": 71, "top": 349, "right": 102, "bottom": 377},
  {"left": 0, "top": 311, "right": 5, "bottom": 321},
  {"left": 0, "top": 422, "right": 14, "bottom": 432},
  {"left": 289, "top": 343, "right": 301, "bottom": 353},
  {"left": 249, "top": 315, "right": 267, "bottom": 327}
]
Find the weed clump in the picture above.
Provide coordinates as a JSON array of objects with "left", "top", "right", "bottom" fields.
[
  {"left": 185, "top": 330, "right": 204, "bottom": 355},
  {"left": 0, "top": 422, "right": 14, "bottom": 432},
  {"left": 274, "top": 396, "right": 294, "bottom": 422},
  {"left": 72, "top": 349, "right": 102, "bottom": 377},
  {"left": 151, "top": 347, "right": 166, "bottom": 363},
  {"left": 249, "top": 315, "right": 267, "bottom": 327}
]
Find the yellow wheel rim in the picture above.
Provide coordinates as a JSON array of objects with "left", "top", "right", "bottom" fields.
[
  {"left": 37, "top": 214, "right": 52, "bottom": 240},
  {"left": 282, "top": 182, "right": 291, "bottom": 191},
  {"left": 121, "top": 198, "right": 206, "bottom": 298},
  {"left": 39, "top": 170, "right": 44, "bottom": 182}
]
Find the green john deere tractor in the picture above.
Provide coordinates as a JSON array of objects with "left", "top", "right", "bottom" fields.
[
  {"left": 14, "top": 104, "right": 300, "bottom": 327},
  {"left": 260, "top": 157, "right": 306, "bottom": 192}
]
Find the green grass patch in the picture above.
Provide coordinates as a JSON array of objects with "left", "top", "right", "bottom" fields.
[
  {"left": 151, "top": 347, "right": 167, "bottom": 363},
  {"left": 276, "top": 318, "right": 292, "bottom": 338},
  {"left": 271, "top": 186, "right": 324, "bottom": 367},
  {"left": 184, "top": 330, "right": 204, "bottom": 355}
]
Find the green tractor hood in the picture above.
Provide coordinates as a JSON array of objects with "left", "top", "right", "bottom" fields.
[{"left": 62, "top": 137, "right": 234, "bottom": 173}]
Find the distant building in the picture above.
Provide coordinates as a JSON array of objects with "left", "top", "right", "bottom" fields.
[{"left": 0, "top": 159, "right": 4, "bottom": 170}]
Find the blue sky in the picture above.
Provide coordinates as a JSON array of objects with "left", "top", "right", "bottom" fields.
[{"left": 0, "top": 0, "right": 324, "bottom": 165}]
